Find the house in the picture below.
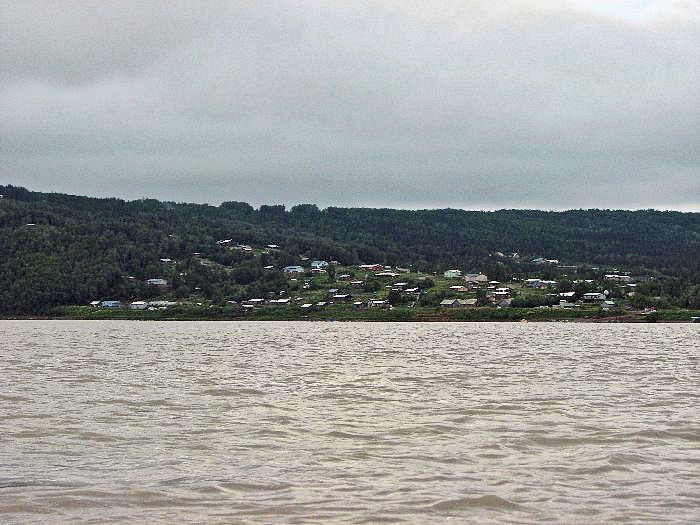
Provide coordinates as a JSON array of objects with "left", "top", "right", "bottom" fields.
[
  {"left": 311, "top": 260, "right": 329, "bottom": 269},
  {"left": 269, "top": 298, "right": 291, "bottom": 305},
  {"left": 494, "top": 288, "right": 512, "bottom": 298},
  {"left": 440, "top": 298, "right": 462, "bottom": 308},
  {"left": 350, "top": 280, "right": 364, "bottom": 287},
  {"left": 464, "top": 273, "right": 489, "bottom": 285},
  {"left": 267, "top": 244, "right": 280, "bottom": 249},
  {"left": 359, "top": 264, "right": 385, "bottom": 271},
  {"left": 583, "top": 292, "right": 607, "bottom": 302},
  {"left": 440, "top": 298, "right": 477, "bottom": 308},
  {"left": 559, "top": 291, "right": 576, "bottom": 299},
  {"left": 370, "top": 300, "right": 390, "bottom": 308},
  {"left": 405, "top": 287, "right": 420, "bottom": 294},
  {"left": 337, "top": 274, "right": 351, "bottom": 280},
  {"left": 444, "top": 269, "right": 462, "bottom": 278},
  {"left": 395, "top": 267, "right": 410, "bottom": 273},
  {"left": 146, "top": 278, "right": 168, "bottom": 287},
  {"left": 449, "top": 285, "right": 469, "bottom": 293},
  {"left": 89, "top": 300, "right": 101, "bottom": 307},
  {"left": 129, "top": 301, "right": 148, "bottom": 310},
  {"left": 605, "top": 274, "right": 632, "bottom": 283},
  {"left": 148, "top": 300, "right": 177, "bottom": 308},
  {"left": 524, "top": 278, "right": 541, "bottom": 288},
  {"left": 283, "top": 265, "right": 305, "bottom": 274},
  {"left": 315, "top": 301, "right": 327, "bottom": 308},
  {"left": 601, "top": 300, "right": 617, "bottom": 310},
  {"left": 353, "top": 301, "right": 367, "bottom": 309},
  {"left": 497, "top": 299, "right": 512, "bottom": 308},
  {"left": 99, "top": 300, "right": 122, "bottom": 308},
  {"left": 375, "top": 272, "right": 398, "bottom": 278},
  {"left": 332, "top": 294, "right": 352, "bottom": 302},
  {"left": 300, "top": 303, "right": 313, "bottom": 309}
]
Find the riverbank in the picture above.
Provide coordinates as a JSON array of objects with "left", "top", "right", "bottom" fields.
[{"left": 6, "top": 305, "right": 697, "bottom": 322}]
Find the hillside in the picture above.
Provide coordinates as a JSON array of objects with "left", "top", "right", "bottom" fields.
[{"left": 1, "top": 184, "right": 699, "bottom": 314}]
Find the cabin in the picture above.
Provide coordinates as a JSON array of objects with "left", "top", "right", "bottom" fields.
[
  {"left": 583, "top": 292, "right": 607, "bottom": 302},
  {"left": 359, "top": 264, "right": 385, "bottom": 271},
  {"left": 129, "top": 301, "right": 148, "bottom": 310},
  {"left": 440, "top": 298, "right": 477, "bottom": 308},
  {"left": 148, "top": 300, "right": 177, "bottom": 308},
  {"left": 440, "top": 298, "right": 461, "bottom": 308},
  {"left": 99, "top": 300, "right": 122, "bottom": 308},
  {"left": 370, "top": 300, "right": 390, "bottom": 308}
]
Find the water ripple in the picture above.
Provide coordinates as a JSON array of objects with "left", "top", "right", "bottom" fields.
[{"left": 1, "top": 320, "right": 699, "bottom": 524}]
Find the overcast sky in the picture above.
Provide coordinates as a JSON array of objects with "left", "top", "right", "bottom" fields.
[{"left": 1, "top": 1, "right": 699, "bottom": 210}]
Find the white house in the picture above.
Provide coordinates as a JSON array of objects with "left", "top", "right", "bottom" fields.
[
  {"left": 283, "top": 265, "right": 305, "bottom": 274},
  {"left": 444, "top": 269, "right": 462, "bottom": 278},
  {"left": 129, "top": 301, "right": 148, "bottom": 310},
  {"left": 583, "top": 292, "right": 607, "bottom": 302},
  {"left": 311, "top": 260, "right": 329, "bottom": 269}
]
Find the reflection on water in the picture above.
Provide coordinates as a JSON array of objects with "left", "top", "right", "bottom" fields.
[{"left": 1, "top": 320, "right": 699, "bottom": 523}]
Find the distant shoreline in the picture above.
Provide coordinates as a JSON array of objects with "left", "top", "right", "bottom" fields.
[{"left": 2, "top": 307, "right": 697, "bottom": 323}]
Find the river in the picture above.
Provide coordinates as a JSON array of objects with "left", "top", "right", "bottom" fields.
[{"left": 1, "top": 320, "right": 698, "bottom": 523}]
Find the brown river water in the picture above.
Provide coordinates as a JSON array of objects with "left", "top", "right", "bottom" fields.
[{"left": 1, "top": 320, "right": 699, "bottom": 524}]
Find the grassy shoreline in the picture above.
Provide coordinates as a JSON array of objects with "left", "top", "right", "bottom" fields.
[{"left": 3, "top": 306, "right": 697, "bottom": 322}]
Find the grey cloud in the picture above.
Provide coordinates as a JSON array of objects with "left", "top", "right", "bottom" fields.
[{"left": 1, "top": 1, "right": 699, "bottom": 210}]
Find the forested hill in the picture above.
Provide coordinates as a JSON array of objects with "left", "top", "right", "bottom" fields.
[{"left": 1, "top": 184, "right": 699, "bottom": 313}]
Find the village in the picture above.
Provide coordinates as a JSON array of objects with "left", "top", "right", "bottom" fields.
[{"left": 82, "top": 239, "right": 664, "bottom": 320}]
